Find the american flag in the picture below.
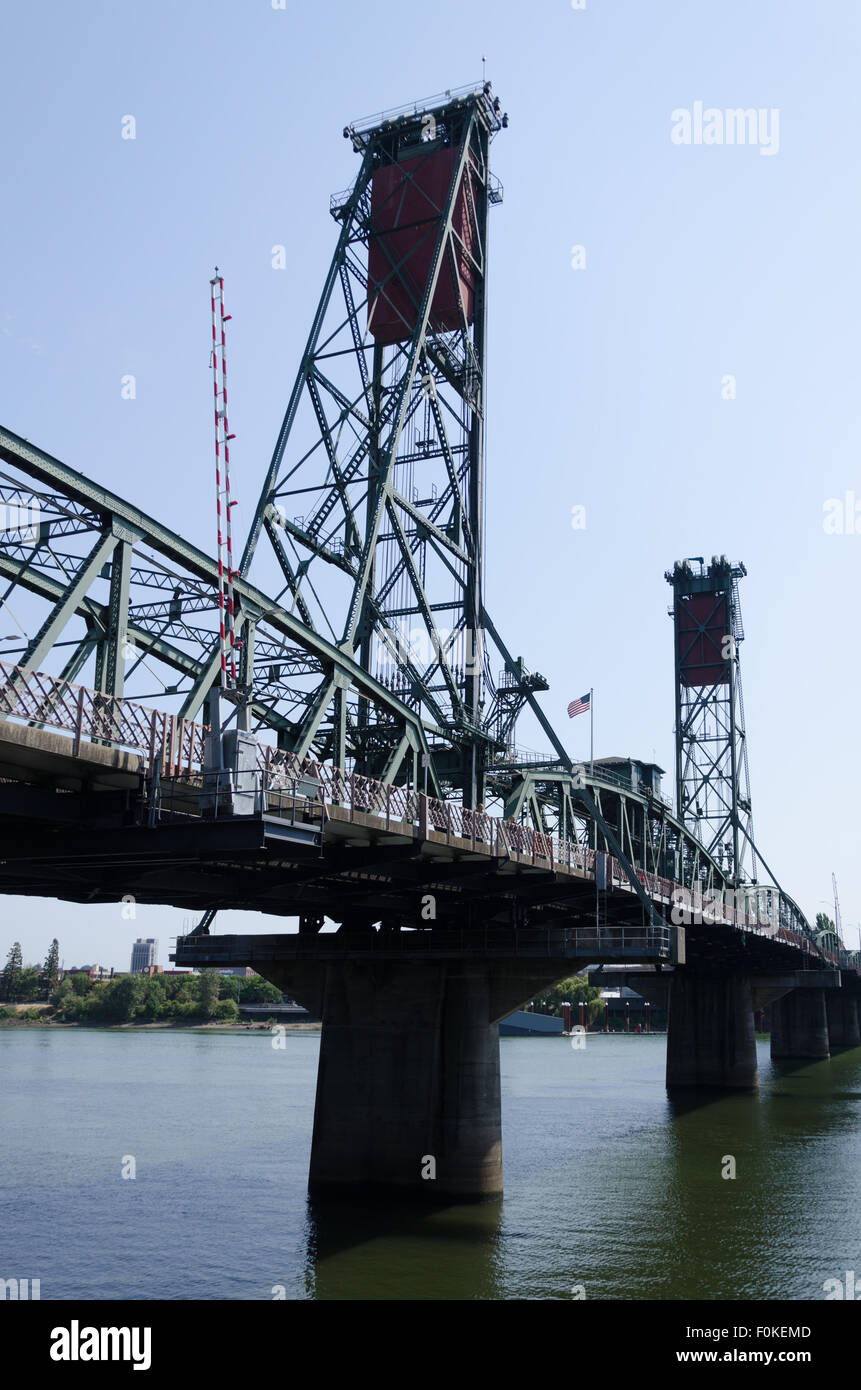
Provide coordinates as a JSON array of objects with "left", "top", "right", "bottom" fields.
[{"left": 567, "top": 691, "right": 591, "bottom": 719}]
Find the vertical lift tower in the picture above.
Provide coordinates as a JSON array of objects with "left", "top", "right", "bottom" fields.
[
  {"left": 666, "top": 555, "right": 753, "bottom": 889},
  {"left": 663, "top": 557, "right": 761, "bottom": 1087}
]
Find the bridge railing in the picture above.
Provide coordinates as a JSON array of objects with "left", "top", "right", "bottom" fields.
[
  {"left": 175, "top": 922, "right": 673, "bottom": 960},
  {"left": 0, "top": 660, "right": 205, "bottom": 772}
]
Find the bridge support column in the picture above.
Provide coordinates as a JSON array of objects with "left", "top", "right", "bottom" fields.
[
  {"left": 308, "top": 961, "right": 502, "bottom": 1199},
  {"left": 770, "top": 989, "right": 830, "bottom": 1060},
  {"left": 666, "top": 974, "right": 758, "bottom": 1089},
  {"left": 262, "top": 952, "right": 561, "bottom": 1201},
  {"left": 825, "top": 992, "right": 860, "bottom": 1050}
]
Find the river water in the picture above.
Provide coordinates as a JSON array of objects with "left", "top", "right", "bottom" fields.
[{"left": 2, "top": 1027, "right": 860, "bottom": 1301}]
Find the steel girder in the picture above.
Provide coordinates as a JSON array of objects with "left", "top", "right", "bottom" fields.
[
  {"left": 492, "top": 765, "right": 726, "bottom": 894},
  {"left": 0, "top": 425, "right": 433, "bottom": 778}
]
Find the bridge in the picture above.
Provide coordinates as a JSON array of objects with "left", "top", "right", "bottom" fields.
[{"left": 0, "top": 82, "right": 858, "bottom": 1199}]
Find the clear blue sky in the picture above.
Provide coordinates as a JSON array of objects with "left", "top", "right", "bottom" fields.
[{"left": 1, "top": 0, "right": 859, "bottom": 970}]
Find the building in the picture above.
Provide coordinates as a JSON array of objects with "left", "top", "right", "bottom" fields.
[
  {"left": 130, "top": 938, "right": 159, "bottom": 974},
  {"left": 62, "top": 965, "right": 114, "bottom": 982}
]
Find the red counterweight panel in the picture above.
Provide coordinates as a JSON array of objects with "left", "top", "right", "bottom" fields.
[
  {"left": 678, "top": 594, "right": 730, "bottom": 686},
  {"left": 367, "top": 147, "right": 475, "bottom": 345}
]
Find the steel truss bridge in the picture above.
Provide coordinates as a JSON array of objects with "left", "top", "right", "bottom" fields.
[
  {"left": 0, "top": 431, "right": 844, "bottom": 972},
  {"left": 1, "top": 81, "right": 857, "bottom": 1197}
]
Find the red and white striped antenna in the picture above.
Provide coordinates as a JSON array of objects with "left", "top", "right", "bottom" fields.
[{"left": 210, "top": 268, "right": 238, "bottom": 687}]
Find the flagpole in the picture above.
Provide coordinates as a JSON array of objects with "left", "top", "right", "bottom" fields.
[{"left": 590, "top": 688, "right": 594, "bottom": 778}]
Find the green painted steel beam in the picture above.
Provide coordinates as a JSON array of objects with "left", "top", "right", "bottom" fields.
[
  {"left": 18, "top": 530, "right": 118, "bottom": 674},
  {"left": 0, "top": 425, "right": 432, "bottom": 756}
]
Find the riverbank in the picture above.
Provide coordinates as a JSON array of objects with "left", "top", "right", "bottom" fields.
[{"left": 0, "top": 1011, "right": 320, "bottom": 1032}]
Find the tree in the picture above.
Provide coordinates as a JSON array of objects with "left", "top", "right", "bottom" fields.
[
  {"left": 198, "top": 968, "right": 221, "bottom": 1019},
  {"left": 17, "top": 966, "right": 41, "bottom": 1001},
  {"left": 168, "top": 974, "right": 198, "bottom": 1005},
  {"left": 97, "top": 974, "right": 143, "bottom": 1022},
  {"left": 40, "top": 939, "right": 60, "bottom": 998},
  {"left": 542, "top": 974, "right": 604, "bottom": 1026},
  {"left": 1, "top": 943, "right": 23, "bottom": 1002},
  {"left": 239, "top": 974, "right": 283, "bottom": 1005},
  {"left": 138, "top": 976, "right": 168, "bottom": 1020},
  {"left": 217, "top": 974, "right": 241, "bottom": 1002},
  {"left": 55, "top": 986, "right": 95, "bottom": 1023}
]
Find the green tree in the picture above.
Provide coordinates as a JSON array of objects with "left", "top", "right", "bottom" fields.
[
  {"left": 218, "top": 974, "right": 241, "bottom": 1002},
  {"left": 238, "top": 974, "right": 283, "bottom": 1005},
  {"left": 54, "top": 981, "right": 95, "bottom": 1022},
  {"left": 542, "top": 975, "right": 604, "bottom": 1026},
  {"left": 17, "top": 965, "right": 41, "bottom": 1001},
  {"left": 214, "top": 997, "right": 239, "bottom": 1022},
  {"left": 1, "top": 943, "right": 23, "bottom": 1002},
  {"left": 816, "top": 912, "right": 837, "bottom": 941},
  {"left": 40, "top": 939, "right": 60, "bottom": 998},
  {"left": 52, "top": 976, "right": 74, "bottom": 1007},
  {"left": 96, "top": 974, "right": 144, "bottom": 1022},
  {"left": 138, "top": 977, "right": 168, "bottom": 1020},
  {"left": 169, "top": 974, "right": 199, "bottom": 1005},
  {"left": 198, "top": 968, "right": 221, "bottom": 1019}
]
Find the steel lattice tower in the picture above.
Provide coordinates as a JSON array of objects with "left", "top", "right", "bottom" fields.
[
  {"left": 239, "top": 83, "right": 509, "bottom": 806},
  {"left": 666, "top": 556, "right": 755, "bottom": 887}
]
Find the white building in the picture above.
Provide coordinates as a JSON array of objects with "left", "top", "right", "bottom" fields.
[{"left": 130, "top": 938, "right": 159, "bottom": 974}]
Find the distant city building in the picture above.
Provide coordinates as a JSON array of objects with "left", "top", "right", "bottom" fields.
[
  {"left": 218, "top": 967, "right": 256, "bottom": 978},
  {"left": 63, "top": 965, "right": 113, "bottom": 982},
  {"left": 130, "top": 938, "right": 159, "bottom": 974}
]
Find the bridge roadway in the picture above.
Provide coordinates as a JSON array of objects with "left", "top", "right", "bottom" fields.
[{"left": 1, "top": 689, "right": 859, "bottom": 1199}]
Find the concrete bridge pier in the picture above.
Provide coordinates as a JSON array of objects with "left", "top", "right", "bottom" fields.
[
  {"left": 770, "top": 988, "right": 830, "bottom": 1060},
  {"left": 825, "top": 992, "right": 861, "bottom": 1050},
  {"left": 665, "top": 974, "right": 758, "bottom": 1089},
  {"left": 263, "top": 954, "right": 559, "bottom": 1201}
]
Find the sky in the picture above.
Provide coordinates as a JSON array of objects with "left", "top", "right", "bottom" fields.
[{"left": 1, "top": 0, "right": 859, "bottom": 970}]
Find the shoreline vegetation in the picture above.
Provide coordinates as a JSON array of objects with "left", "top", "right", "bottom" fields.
[
  {"left": 1, "top": 942, "right": 304, "bottom": 1028},
  {"left": 0, "top": 1003, "right": 320, "bottom": 1031}
]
